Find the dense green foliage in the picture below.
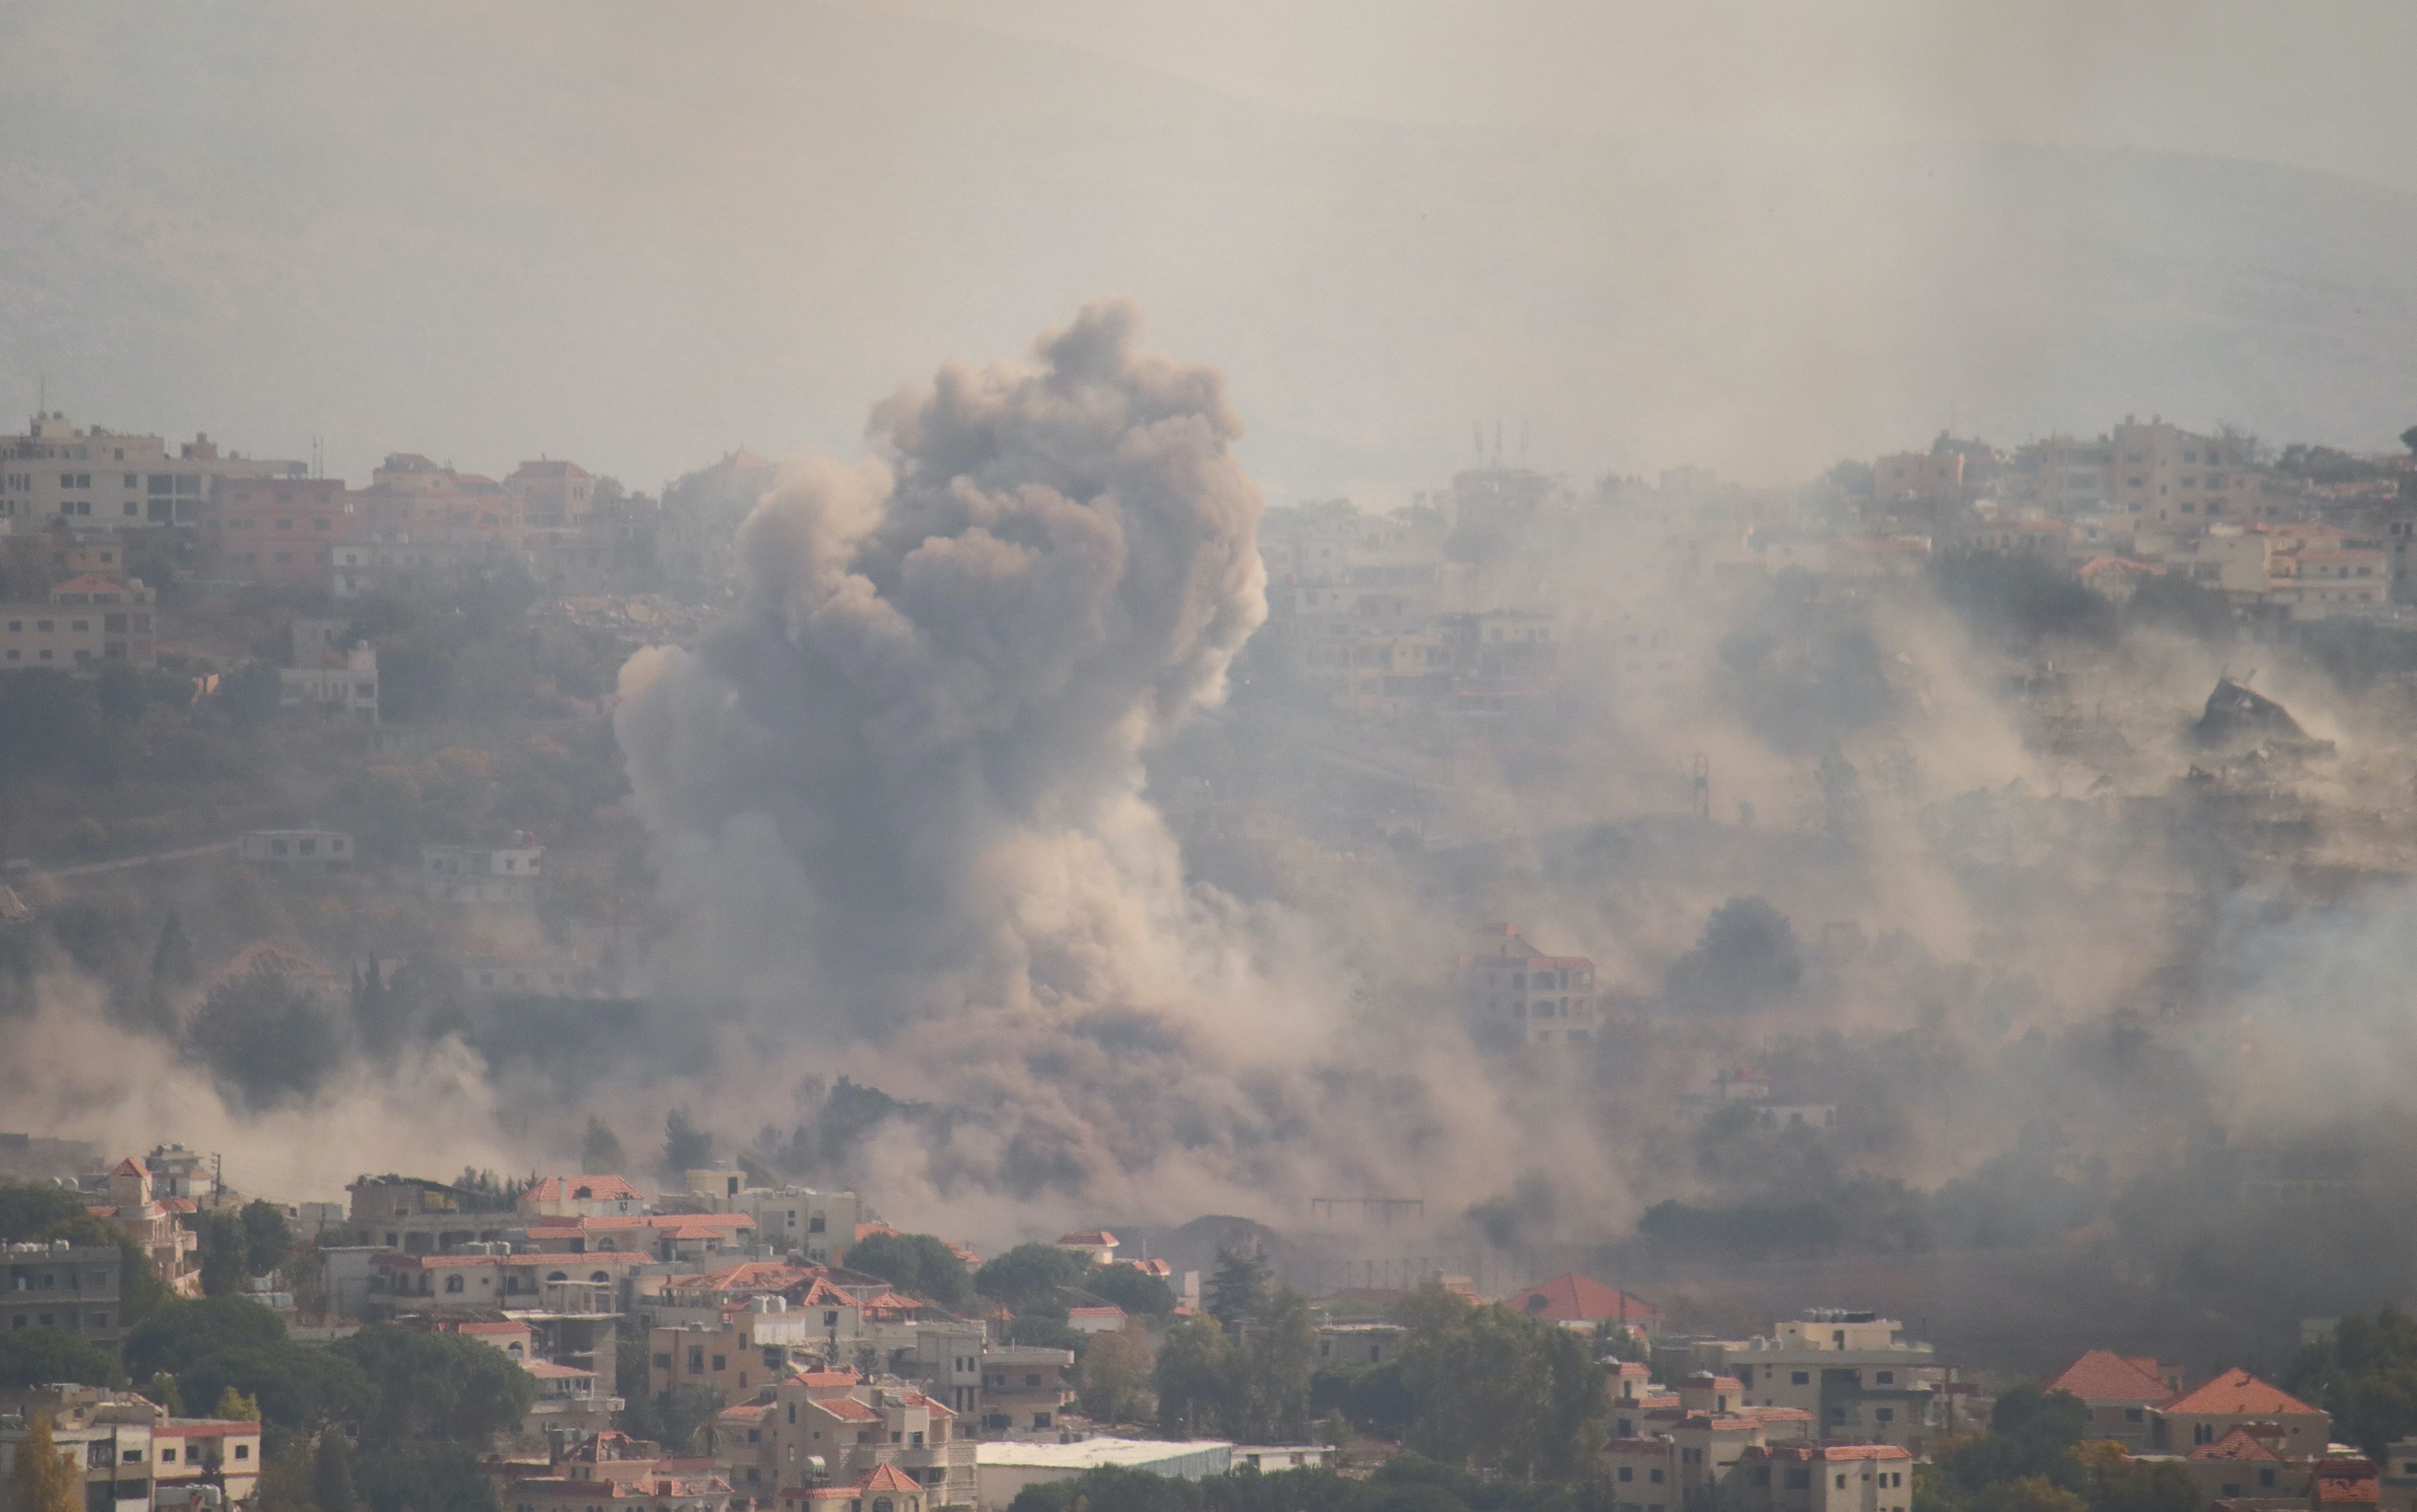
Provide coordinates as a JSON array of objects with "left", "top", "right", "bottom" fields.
[
  {"left": 1085, "top": 1262, "right": 1178, "bottom": 1318},
  {"left": 0, "top": 1325, "right": 126, "bottom": 1389},
  {"left": 2284, "top": 1306, "right": 2417, "bottom": 1455},
  {"left": 1389, "top": 1288, "right": 1605, "bottom": 1480},
  {"left": 1917, "top": 1387, "right": 2202, "bottom": 1512},
  {"left": 976, "top": 1242, "right": 1093, "bottom": 1310},
  {"left": 845, "top": 1231, "right": 975, "bottom": 1307},
  {"left": 330, "top": 1325, "right": 537, "bottom": 1445}
]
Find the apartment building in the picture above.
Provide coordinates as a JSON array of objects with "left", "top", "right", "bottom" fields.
[
  {"left": 1457, "top": 922, "right": 1600, "bottom": 1047},
  {"left": 202, "top": 475, "right": 352, "bottom": 585},
  {"left": 1686, "top": 1311, "right": 1944, "bottom": 1451},
  {"left": 2108, "top": 418, "right": 2263, "bottom": 526},
  {"left": 0, "top": 412, "right": 302, "bottom": 526},
  {"left": 0, "top": 575, "right": 157, "bottom": 671},
  {"left": 1, "top": 1240, "right": 125, "bottom": 1356},
  {"left": 0, "top": 1387, "right": 262, "bottom": 1512}
]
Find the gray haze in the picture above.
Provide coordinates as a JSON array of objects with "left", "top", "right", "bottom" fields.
[{"left": 3, "top": 1, "right": 2415, "bottom": 500}]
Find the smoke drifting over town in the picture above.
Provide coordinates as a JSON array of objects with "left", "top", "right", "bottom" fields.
[{"left": 13, "top": 5, "right": 2417, "bottom": 1408}]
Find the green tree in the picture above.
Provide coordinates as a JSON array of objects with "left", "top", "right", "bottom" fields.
[
  {"left": 1208, "top": 1246, "right": 1270, "bottom": 1328},
  {"left": 355, "top": 1443, "right": 501, "bottom": 1512},
  {"left": 975, "top": 1243, "right": 1091, "bottom": 1310},
  {"left": 1085, "top": 1264, "right": 1177, "bottom": 1319},
  {"left": 1664, "top": 897, "right": 1803, "bottom": 1013},
  {"left": 218, "top": 659, "right": 286, "bottom": 731},
  {"left": 7, "top": 1410, "right": 80, "bottom": 1512},
  {"left": 315, "top": 1428, "right": 359, "bottom": 1512},
  {"left": 846, "top": 1231, "right": 975, "bottom": 1307},
  {"left": 179, "top": 1342, "right": 375, "bottom": 1432},
  {"left": 126, "top": 1295, "right": 287, "bottom": 1380},
  {"left": 148, "top": 1371, "right": 185, "bottom": 1415},
  {"left": 152, "top": 910, "right": 200, "bottom": 987},
  {"left": 332, "top": 1325, "right": 536, "bottom": 1445},
  {"left": 187, "top": 971, "right": 347, "bottom": 1112},
  {"left": 241, "top": 1199, "right": 295, "bottom": 1277},
  {"left": 1391, "top": 1284, "right": 1607, "bottom": 1479},
  {"left": 216, "top": 1385, "right": 263, "bottom": 1420},
  {"left": 581, "top": 1116, "right": 626, "bottom": 1173},
  {"left": 195, "top": 1208, "right": 250, "bottom": 1296},
  {"left": 0, "top": 1325, "right": 125, "bottom": 1389},
  {"left": 2283, "top": 1307, "right": 2417, "bottom": 1455},
  {"left": 1155, "top": 1314, "right": 1241, "bottom": 1438},
  {"left": 659, "top": 1107, "right": 712, "bottom": 1182},
  {"left": 1079, "top": 1324, "right": 1157, "bottom": 1425}
]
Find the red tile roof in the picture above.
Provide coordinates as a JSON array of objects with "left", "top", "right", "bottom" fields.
[
  {"left": 1500, "top": 1273, "right": 1659, "bottom": 1323},
  {"left": 1057, "top": 1231, "right": 1118, "bottom": 1248},
  {"left": 806, "top": 1398, "right": 879, "bottom": 1422},
  {"left": 854, "top": 1464, "right": 922, "bottom": 1494},
  {"left": 2045, "top": 1350, "right": 2175, "bottom": 1402},
  {"left": 2191, "top": 1429, "right": 2284, "bottom": 1463},
  {"left": 2163, "top": 1369, "right": 2321, "bottom": 1419}
]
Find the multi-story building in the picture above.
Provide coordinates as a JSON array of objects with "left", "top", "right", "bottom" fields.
[
  {"left": 0, "top": 412, "right": 303, "bottom": 527},
  {"left": 1872, "top": 453, "right": 1964, "bottom": 514},
  {"left": 650, "top": 1301, "right": 828, "bottom": 1401},
  {"left": 977, "top": 1345, "right": 1075, "bottom": 1436},
  {"left": 1720, "top": 1443, "right": 1915, "bottom": 1512},
  {"left": 746, "top": 1375, "right": 976, "bottom": 1509},
  {"left": 1455, "top": 923, "right": 1600, "bottom": 1047},
  {"left": 1685, "top": 1311, "right": 1945, "bottom": 1451},
  {"left": 674, "top": 1174, "right": 861, "bottom": 1267},
  {"left": 0, "top": 1386, "right": 263, "bottom": 1512},
  {"left": 0, "top": 576, "right": 158, "bottom": 671},
  {"left": 2107, "top": 418, "right": 2267, "bottom": 527},
  {"left": 1, "top": 1240, "right": 126, "bottom": 1356},
  {"left": 86, "top": 1158, "right": 200, "bottom": 1296},
  {"left": 507, "top": 459, "right": 597, "bottom": 528},
  {"left": 202, "top": 475, "right": 352, "bottom": 586},
  {"left": 420, "top": 836, "right": 544, "bottom": 905}
]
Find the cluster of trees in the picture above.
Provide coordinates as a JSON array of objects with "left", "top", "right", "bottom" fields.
[
  {"left": 1918, "top": 1385, "right": 2203, "bottom": 1512},
  {"left": 1155, "top": 1250, "right": 1315, "bottom": 1442},
  {"left": 2283, "top": 1307, "right": 2417, "bottom": 1456},
  {"left": 0, "top": 1182, "right": 171, "bottom": 1388}
]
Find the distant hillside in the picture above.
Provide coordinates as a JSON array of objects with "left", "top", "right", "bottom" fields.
[{"left": 1, "top": 4, "right": 2411, "bottom": 494}]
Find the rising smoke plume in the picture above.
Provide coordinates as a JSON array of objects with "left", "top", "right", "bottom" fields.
[{"left": 615, "top": 299, "right": 1393, "bottom": 1209}]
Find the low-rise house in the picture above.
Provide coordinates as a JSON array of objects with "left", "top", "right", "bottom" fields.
[
  {"left": 2181, "top": 1426, "right": 2312, "bottom": 1503},
  {"left": 420, "top": 835, "right": 543, "bottom": 905},
  {"left": 497, "top": 1430, "right": 733, "bottom": 1512},
  {"left": 1501, "top": 1272, "right": 1660, "bottom": 1335},
  {"left": 733, "top": 1374, "right": 975, "bottom": 1508},
  {"left": 1317, "top": 1323, "right": 1406, "bottom": 1367},
  {"left": 1066, "top": 1305, "right": 1127, "bottom": 1335},
  {"left": 279, "top": 644, "right": 379, "bottom": 722},
  {"left": 237, "top": 829, "right": 354, "bottom": 871},
  {"left": 2155, "top": 1370, "right": 2330, "bottom": 1455},
  {"left": 1055, "top": 1231, "right": 1119, "bottom": 1266},
  {"left": 2042, "top": 1351, "right": 2183, "bottom": 1448}
]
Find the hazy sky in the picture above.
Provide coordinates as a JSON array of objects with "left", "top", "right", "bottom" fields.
[
  {"left": 2, "top": 1, "right": 2413, "bottom": 498},
  {"left": 908, "top": 0, "right": 2417, "bottom": 192}
]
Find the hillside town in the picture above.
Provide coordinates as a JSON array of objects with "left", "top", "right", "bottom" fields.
[
  {"left": 8, "top": 401, "right": 2417, "bottom": 1512},
  {"left": 10, "top": 1137, "right": 2417, "bottom": 1512}
]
